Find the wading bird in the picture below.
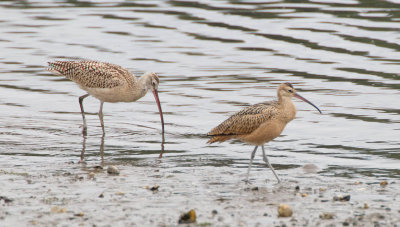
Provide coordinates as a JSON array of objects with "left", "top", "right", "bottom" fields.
[
  {"left": 207, "top": 83, "right": 321, "bottom": 183},
  {"left": 47, "top": 60, "right": 164, "bottom": 139}
]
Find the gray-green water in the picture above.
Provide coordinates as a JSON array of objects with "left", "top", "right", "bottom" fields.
[{"left": 0, "top": 0, "right": 399, "bottom": 226}]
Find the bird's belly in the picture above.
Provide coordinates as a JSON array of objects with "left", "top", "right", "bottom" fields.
[
  {"left": 84, "top": 87, "right": 140, "bottom": 103},
  {"left": 239, "top": 121, "right": 286, "bottom": 146}
]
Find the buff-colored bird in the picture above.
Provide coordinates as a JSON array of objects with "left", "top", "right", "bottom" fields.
[
  {"left": 207, "top": 83, "right": 321, "bottom": 183},
  {"left": 47, "top": 60, "right": 164, "bottom": 138}
]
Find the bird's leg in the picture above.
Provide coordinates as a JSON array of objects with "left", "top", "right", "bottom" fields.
[
  {"left": 261, "top": 146, "right": 281, "bottom": 183},
  {"left": 79, "top": 94, "right": 90, "bottom": 136},
  {"left": 99, "top": 101, "right": 105, "bottom": 135},
  {"left": 245, "top": 146, "right": 258, "bottom": 183}
]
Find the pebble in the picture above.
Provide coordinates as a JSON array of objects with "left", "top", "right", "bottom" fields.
[
  {"left": 301, "top": 193, "right": 308, "bottom": 197},
  {"left": 88, "top": 172, "right": 95, "bottom": 179},
  {"left": 333, "top": 195, "right": 351, "bottom": 201},
  {"left": 107, "top": 166, "right": 120, "bottom": 175},
  {"left": 320, "top": 212, "right": 334, "bottom": 219},
  {"left": 380, "top": 181, "right": 388, "bottom": 187},
  {"left": 364, "top": 203, "right": 369, "bottom": 209},
  {"left": 278, "top": 204, "right": 292, "bottom": 217},
  {"left": 150, "top": 185, "right": 159, "bottom": 191},
  {"left": 178, "top": 209, "right": 196, "bottom": 224}
]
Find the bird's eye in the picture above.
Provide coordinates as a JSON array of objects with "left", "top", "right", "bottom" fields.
[{"left": 288, "top": 89, "right": 293, "bottom": 93}]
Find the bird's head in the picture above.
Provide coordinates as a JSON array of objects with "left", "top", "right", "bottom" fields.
[
  {"left": 143, "top": 72, "right": 160, "bottom": 92},
  {"left": 278, "top": 82, "right": 322, "bottom": 114},
  {"left": 142, "top": 72, "right": 165, "bottom": 139}
]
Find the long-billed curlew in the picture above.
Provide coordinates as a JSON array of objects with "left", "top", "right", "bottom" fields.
[
  {"left": 47, "top": 60, "right": 164, "bottom": 138},
  {"left": 207, "top": 83, "right": 321, "bottom": 183}
]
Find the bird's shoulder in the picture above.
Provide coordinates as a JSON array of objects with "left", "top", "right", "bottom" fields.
[
  {"left": 48, "top": 60, "right": 134, "bottom": 88},
  {"left": 233, "top": 100, "right": 280, "bottom": 117}
]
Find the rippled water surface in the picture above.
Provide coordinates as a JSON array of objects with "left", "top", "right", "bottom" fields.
[{"left": 1, "top": 0, "right": 399, "bottom": 186}]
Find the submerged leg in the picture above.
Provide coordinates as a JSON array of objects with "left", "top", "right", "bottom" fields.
[
  {"left": 99, "top": 101, "right": 105, "bottom": 135},
  {"left": 261, "top": 146, "right": 281, "bottom": 183},
  {"left": 79, "top": 94, "right": 90, "bottom": 136},
  {"left": 245, "top": 146, "right": 258, "bottom": 183}
]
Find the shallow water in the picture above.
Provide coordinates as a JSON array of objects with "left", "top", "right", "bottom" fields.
[{"left": 0, "top": 0, "right": 399, "bottom": 225}]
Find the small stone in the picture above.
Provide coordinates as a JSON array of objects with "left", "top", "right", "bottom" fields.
[
  {"left": 343, "top": 221, "right": 349, "bottom": 226},
  {"left": 212, "top": 210, "right": 218, "bottom": 215},
  {"left": 150, "top": 185, "right": 159, "bottom": 191},
  {"left": 333, "top": 195, "right": 350, "bottom": 202},
  {"left": 278, "top": 204, "right": 292, "bottom": 217},
  {"left": 354, "top": 181, "right": 360, "bottom": 185},
  {"left": 263, "top": 213, "right": 268, "bottom": 216},
  {"left": 380, "top": 181, "right": 388, "bottom": 187},
  {"left": 251, "top": 186, "right": 259, "bottom": 191},
  {"left": 98, "top": 193, "right": 104, "bottom": 198},
  {"left": 107, "top": 166, "right": 120, "bottom": 175},
  {"left": 320, "top": 212, "right": 334, "bottom": 219},
  {"left": 0, "top": 196, "right": 13, "bottom": 203},
  {"left": 88, "top": 172, "right": 95, "bottom": 179},
  {"left": 178, "top": 209, "right": 196, "bottom": 224},
  {"left": 301, "top": 193, "right": 307, "bottom": 197},
  {"left": 364, "top": 203, "right": 369, "bottom": 209},
  {"left": 115, "top": 192, "right": 125, "bottom": 196},
  {"left": 295, "top": 186, "right": 300, "bottom": 191},
  {"left": 74, "top": 212, "right": 84, "bottom": 217}
]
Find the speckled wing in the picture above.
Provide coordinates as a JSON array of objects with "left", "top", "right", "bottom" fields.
[
  {"left": 207, "top": 101, "right": 279, "bottom": 143},
  {"left": 47, "top": 61, "right": 132, "bottom": 89}
]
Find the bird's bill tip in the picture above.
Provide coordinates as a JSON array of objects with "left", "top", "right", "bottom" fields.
[
  {"left": 152, "top": 89, "right": 165, "bottom": 137},
  {"left": 294, "top": 93, "right": 322, "bottom": 114}
]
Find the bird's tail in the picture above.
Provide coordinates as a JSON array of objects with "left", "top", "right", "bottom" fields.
[{"left": 207, "top": 135, "right": 233, "bottom": 144}]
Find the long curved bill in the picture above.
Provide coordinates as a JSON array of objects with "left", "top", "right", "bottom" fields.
[
  {"left": 294, "top": 93, "right": 322, "bottom": 114},
  {"left": 152, "top": 89, "right": 165, "bottom": 140}
]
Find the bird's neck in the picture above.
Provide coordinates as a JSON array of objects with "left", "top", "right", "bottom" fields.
[
  {"left": 123, "top": 74, "right": 149, "bottom": 102},
  {"left": 279, "top": 96, "right": 296, "bottom": 122}
]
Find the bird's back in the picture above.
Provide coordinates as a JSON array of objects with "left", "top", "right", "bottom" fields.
[
  {"left": 207, "top": 101, "right": 280, "bottom": 144},
  {"left": 47, "top": 60, "right": 135, "bottom": 89}
]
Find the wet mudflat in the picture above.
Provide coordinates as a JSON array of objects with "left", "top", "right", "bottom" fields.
[
  {"left": 1, "top": 159, "right": 399, "bottom": 226},
  {"left": 0, "top": 0, "right": 400, "bottom": 226}
]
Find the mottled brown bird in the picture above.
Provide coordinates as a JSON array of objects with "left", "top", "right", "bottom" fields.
[
  {"left": 207, "top": 83, "right": 321, "bottom": 183},
  {"left": 47, "top": 60, "right": 164, "bottom": 138}
]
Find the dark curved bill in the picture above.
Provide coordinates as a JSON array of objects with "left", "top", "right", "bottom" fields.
[
  {"left": 152, "top": 89, "right": 165, "bottom": 140},
  {"left": 294, "top": 93, "right": 322, "bottom": 114}
]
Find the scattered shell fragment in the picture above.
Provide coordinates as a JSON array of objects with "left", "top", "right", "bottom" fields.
[
  {"left": 380, "top": 181, "right": 388, "bottom": 187},
  {"left": 364, "top": 203, "right": 369, "bottom": 209},
  {"left": 278, "top": 204, "right": 292, "bottom": 217},
  {"left": 320, "top": 212, "right": 334, "bottom": 219},
  {"left": 50, "top": 206, "right": 66, "bottom": 213},
  {"left": 301, "top": 193, "right": 308, "bottom": 197},
  {"left": 178, "top": 209, "right": 196, "bottom": 224},
  {"left": 116, "top": 192, "right": 125, "bottom": 196},
  {"left": 107, "top": 166, "right": 120, "bottom": 175}
]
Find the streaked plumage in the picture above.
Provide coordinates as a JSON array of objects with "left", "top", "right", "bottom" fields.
[
  {"left": 207, "top": 83, "right": 321, "bottom": 183},
  {"left": 47, "top": 60, "right": 164, "bottom": 138}
]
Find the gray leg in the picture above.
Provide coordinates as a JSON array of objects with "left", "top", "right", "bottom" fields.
[
  {"left": 99, "top": 101, "right": 105, "bottom": 135},
  {"left": 245, "top": 146, "right": 258, "bottom": 183},
  {"left": 79, "top": 94, "right": 90, "bottom": 136},
  {"left": 261, "top": 146, "right": 281, "bottom": 183}
]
